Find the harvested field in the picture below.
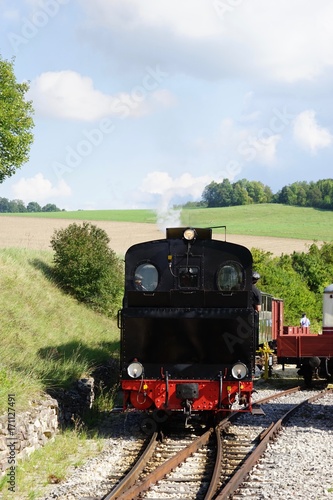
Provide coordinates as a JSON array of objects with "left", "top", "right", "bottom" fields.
[{"left": 0, "top": 216, "right": 320, "bottom": 256}]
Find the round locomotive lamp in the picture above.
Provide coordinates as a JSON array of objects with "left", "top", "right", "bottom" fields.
[
  {"left": 183, "top": 228, "right": 196, "bottom": 241},
  {"left": 231, "top": 362, "right": 248, "bottom": 379},
  {"left": 127, "top": 361, "right": 144, "bottom": 378}
]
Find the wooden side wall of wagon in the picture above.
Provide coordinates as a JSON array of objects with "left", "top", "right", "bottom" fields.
[
  {"left": 277, "top": 334, "right": 333, "bottom": 359},
  {"left": 277, "top": 332, "right": 333, "bottom": 384}
]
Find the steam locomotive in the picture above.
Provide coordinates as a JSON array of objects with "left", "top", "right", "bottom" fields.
[{"left": 118, "top": 227, "right": 256, "bottom": 421}]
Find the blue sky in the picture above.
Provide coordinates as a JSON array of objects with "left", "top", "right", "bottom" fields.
[{"left": 1, "top": 0, "right": 333, "bottom": 213}]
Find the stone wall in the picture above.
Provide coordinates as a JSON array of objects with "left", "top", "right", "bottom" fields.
[
  {"left": 0, "top": 395, "right": 58, "bottom": 476},
  {"left": 0, "top": 376, "right": 95, "bottom": 476},
  {"left": 54, "top": 377, "right": 94, "bottom": 425}
]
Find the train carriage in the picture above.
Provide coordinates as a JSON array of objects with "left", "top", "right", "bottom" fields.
[
  {"left": 118, "top": 227, "right": 256, "bottom": 420},
  {"left": 258, "top": 288, "right": 333, "bottom": 384}
]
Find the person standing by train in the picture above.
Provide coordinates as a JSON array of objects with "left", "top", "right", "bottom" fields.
[{"left": 300, "top": 313, "right": 310, "bottom": 327}]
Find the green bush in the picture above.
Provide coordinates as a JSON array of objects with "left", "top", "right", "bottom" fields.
[{"left": 50, "top": 222, "right": 124, "bottom": 317}]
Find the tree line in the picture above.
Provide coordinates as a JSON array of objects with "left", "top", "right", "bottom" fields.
[
  {"left": 200, "top": 178, "right": 333, "bottom": 209},
  {"left": 0, "top": 198, "right": 63, "bottom": 213}
]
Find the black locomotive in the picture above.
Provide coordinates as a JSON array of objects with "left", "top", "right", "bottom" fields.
[{"left": 119, "top": 227, "right": 256, "bottom": 420}]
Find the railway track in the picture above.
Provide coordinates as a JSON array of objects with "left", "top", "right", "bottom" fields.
[
  {"left": 215, "top": 387, "right": 330, "bottom": 498},
  {"left": 102, "top": 386, "right": 333, "bottom": 500}
]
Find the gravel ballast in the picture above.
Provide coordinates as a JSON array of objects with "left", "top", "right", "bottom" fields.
[{"left": 41, "top": 367, "right": 333, "bottom": 499}]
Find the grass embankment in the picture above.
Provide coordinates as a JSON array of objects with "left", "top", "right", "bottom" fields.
[
  {"left": 3, "top": 204, "right": 333, "bottom": 241},
  {"left": 0, "top": 248, "right": 120, "bottom": 498},
  {"left": 0, "top": 248, "right": 119, "bottom": 414}
]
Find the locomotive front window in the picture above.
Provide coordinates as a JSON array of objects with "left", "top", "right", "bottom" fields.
[
  {"left": 134, "top": 263, "right": 158, "bottom": 291},
  {"left": 217, "top": 262, "right": 244, "bottom": 291}
]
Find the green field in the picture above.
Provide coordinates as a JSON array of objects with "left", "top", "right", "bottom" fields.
[
  {"left": 181, "top": 204, "right": 333, "bottom": 241},
  {"left": 0, "top": 208, "right": 157, "bottom": 223},
  {"left": 3, "top": 204, "right": 333, "bottom": 241}
]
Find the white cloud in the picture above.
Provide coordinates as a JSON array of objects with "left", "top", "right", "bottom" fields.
[
  {"left": 12, "top": 174, "right": 71, "bottom": 202},
  {"left": 142, "top": 171, "right": 213, "bottom": 199},
  {"left": 137, "top": 170, "right": 218, "bottom": 228},
  {"left": 197, "top": 117, "right": 281, "bottom": 166},
  {"left": 136, "top": 170, "right": 223, "bottom": 214},
  {"left": 250, "top": 134, "right": 281, "bottom": 165},
  {"left": 29, "top": 70, "right": 174, "bottom": 121},
  {"left": 29, "top": 71, "right": 112, "bottom": 121},
  {"left": 293, "top": 110, "right": 333, "bottom": 153},
  {"left": 81, "top": 0, "right": 222, "bottom": 39},
  {"left": 81, "top": 0, "right": 333, "bottom": 83}
]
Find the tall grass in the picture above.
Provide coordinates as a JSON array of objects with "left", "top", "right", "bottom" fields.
[{"left": 0, "top": 248, "right": 119, "bottom": 414}]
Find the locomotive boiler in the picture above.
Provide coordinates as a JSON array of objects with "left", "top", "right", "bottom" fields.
[{"left": 118, "top": 227, "right": 256, "bottom": 421}]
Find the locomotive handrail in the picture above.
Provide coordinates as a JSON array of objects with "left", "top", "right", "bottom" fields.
[
  {"left": 117, "top": 310, "right": 122, "bottom": 329},
  {"left": 207, "top": 225, "right": 227, "bottom": 240}
]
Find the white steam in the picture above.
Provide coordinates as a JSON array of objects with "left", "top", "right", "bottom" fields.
[{"left": 139, "top": 170, "right": 214, "bottom": 231}]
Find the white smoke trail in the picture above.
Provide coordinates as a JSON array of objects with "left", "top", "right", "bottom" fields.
[
  {"left": 140, "top": 171, "right": 212, "bottom": 231},
  {"left": 156, "top": 206, "right": 182, "bottom": 232}
]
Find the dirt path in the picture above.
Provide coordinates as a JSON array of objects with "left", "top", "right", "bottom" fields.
[{"left": 0, "top": 216, "right": 319, "bottom": 256}]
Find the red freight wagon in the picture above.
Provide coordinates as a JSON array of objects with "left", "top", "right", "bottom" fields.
[
  {"left": 277, "top": 332, "right": 333, "bottom": 359},
  {"left": 260, "top": 285, "right": 333, "bottom": 384}
]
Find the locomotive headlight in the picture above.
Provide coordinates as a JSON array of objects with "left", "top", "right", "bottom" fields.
[
  {"left": 183, "top": 228, "right": 196, "bottom": 241},
  {"left": 127, "top": 361, "right": 144, "bottom": 378},
  {"left": 231, "top": 362, "right": 248, "bottom": 380}
]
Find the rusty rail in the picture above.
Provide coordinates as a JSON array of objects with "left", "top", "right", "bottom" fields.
[
  {"left": 103, "top": 431, "right": 158, "bottom": 500},
  {"left": 215, "top": 387, "right": 333, "bottom": 499},
  {"left": 114, "top": 427, "right": 215, "bottom": 500},
  {"left": 253, "top": 385, "right": 301, "bottom": 406},
  {"left": 103, "top": 386, "right": 321, "bottom": 500}
]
